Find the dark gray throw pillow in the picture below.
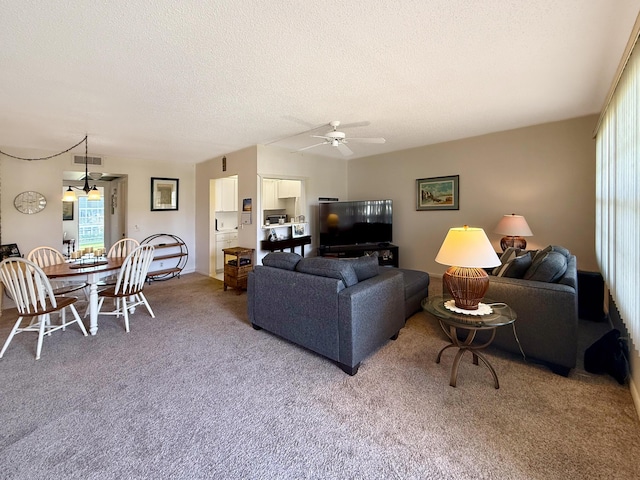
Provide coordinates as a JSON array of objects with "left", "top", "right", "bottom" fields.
[
  {"left": 341, "top": 255, "right": 380, "bottom": 282},
  {"left": 493, "top": 252, "right": 532, "bottom": 278},
  {"left": 493, "top": 247, "right": 526, "bottom": 275},
  {"left": 498, "top": 247, "right": 524, "bottom": 264},
  {"left": 295, "top": 257, "right": 359, "bottom": 287},
  {"left": 524, "top": 251, "right": 568, "bottom": 282},
  {"left": 531, "top": 245, "right": 570, "bottom": 264},
  {"left": 262, "top": 252, "right": 302, "bottom": 270}
]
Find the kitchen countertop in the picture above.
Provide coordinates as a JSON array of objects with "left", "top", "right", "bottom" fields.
[{"left": 262, "top": 222, "right": 306, "bottom": 229}]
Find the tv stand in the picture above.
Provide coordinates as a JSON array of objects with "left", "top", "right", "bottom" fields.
[{"left": 319, "top": 243, "right": 399, "bottom": 267}]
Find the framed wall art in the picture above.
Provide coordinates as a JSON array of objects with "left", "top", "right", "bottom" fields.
[
  {"left": 62, "top": 201, "right": 74, "bottom": 221},
  {"left": 292, "top": 222, "right": 308, "bottom": 238},
  {"left": 0, "top": 243, "right": 21, "bottom": 260},
  {"left": 416, "top": 175, "right": 459, "bottom": 211},
  {"left": 151, "top": 177, "right": 179, "bottom": 211}
]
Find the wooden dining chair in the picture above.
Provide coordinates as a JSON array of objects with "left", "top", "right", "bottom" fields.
[
  {"left": 27, "top": 246, "right": 88, "bottom": 299},
  {"left": 98, "top": 238, "right": 141, "bottom": 286},
  {"left": 0, "top": 257, "right": 88, "bottom": 360},
  {"left": 108, "top": 238, "right": 140, "bottom": 258},
  {"left": 96, "top": 244, "right": 156, "bottom": 332}
]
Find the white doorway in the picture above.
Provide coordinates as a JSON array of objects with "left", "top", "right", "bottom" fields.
[
  {"left": 209, "top": 175, "right": 239, "bottom": 281},
  {"left": 62, "top": 173, "right": 128, "bottom": 256}
]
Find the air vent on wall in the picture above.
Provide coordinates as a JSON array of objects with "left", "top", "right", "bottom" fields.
[{"left": 73, "top": 155, "right": 103, "bottom": 166}]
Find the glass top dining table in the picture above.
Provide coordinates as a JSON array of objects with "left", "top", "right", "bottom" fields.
[{"left": 41, "top": 257, "right": 125, "bottom": 335}]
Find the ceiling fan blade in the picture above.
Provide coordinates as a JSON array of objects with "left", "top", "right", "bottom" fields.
[
  {"left": 346, "top": 137, "right": 386, "bottom": 144},
  {"left": 336, "top": 143, "right": 354, "bottom": 156},
  {"left": 264, "top": 122, "right": 329, "bottom": 145},
  {"left": 297, "top": 142, "right": 327, "bottom": 152},
  {"left": 310, "top": 135, "right": 331, "bottom": 140},
  {"left": 339, "top": 121, "right": 371, "bottom": 129}
]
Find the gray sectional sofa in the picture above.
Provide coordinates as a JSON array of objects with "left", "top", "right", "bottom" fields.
[
  {"left": 247, "top": 253, "right": 406, "bottom": 375},
  {"left": 399, "top": 267, "right": 431, "bottom": 319},
  {"left": 480, "top": 245, "right": 579, "bottom": 375}
]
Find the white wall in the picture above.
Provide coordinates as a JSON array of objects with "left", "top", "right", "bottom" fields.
[
  {"left": 348, "top": 115, "right": 598, "bottom": 275},
  {"left": 1, "top": 149, "right": 196, "bottom": 273}
]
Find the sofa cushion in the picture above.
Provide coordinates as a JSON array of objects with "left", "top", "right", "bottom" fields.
[
  {"left": 262, "top": 252, "right": 302, "bottom": 270},
  {"left": 295, "top": 257, "right": 359, "bottom": 287},
  {"left": 493, "top": 247, "right": 527, "bottom": 275},
  {"left": 531, "top": 245, "right": 571, "bottom": 263},
  {"left": 399, "top": 269, "right": 431, "bottom": 300},
  {"left": 498, "top": 247, "right": 525, "bottom": 264},
  {"left": 524, "top": 250, "right": 568, "bottom": 282},
  {"left": 493, "top": 251, "right": 532, "bottom": 278},
  {"left": 341, "top": 255, "right": 380, "bottom": 282}
]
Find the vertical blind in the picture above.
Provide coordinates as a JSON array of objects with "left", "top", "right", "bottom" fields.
[{"left": 595, "top": 37, "right": 640, "bottom": 353}]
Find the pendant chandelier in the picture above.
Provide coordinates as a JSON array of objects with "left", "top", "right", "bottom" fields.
[{"left": 63, "top": 136, "right": 101, "bottom": 201}]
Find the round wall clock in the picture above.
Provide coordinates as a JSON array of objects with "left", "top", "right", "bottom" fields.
[{"left": 13, "top": 191, "right": 47, "bottom": 214}]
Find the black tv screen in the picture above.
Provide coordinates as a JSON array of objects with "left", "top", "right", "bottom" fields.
[{"left": 319, "top": 199, "right": 393, "bottom": 247}]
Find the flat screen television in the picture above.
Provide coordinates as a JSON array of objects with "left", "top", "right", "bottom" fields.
[{"left": 319, "top": 199, "right": 393, "bottom": 247}]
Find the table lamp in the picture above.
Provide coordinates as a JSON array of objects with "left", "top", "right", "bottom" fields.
[
  {"left": 435, "top": 225, "right": 501, "bottom": 310},
  {"left": 494, "top": 214, "right": 533, "bottom": 251}
]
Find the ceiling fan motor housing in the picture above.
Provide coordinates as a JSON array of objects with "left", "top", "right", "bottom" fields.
[{"left": 326, "top": 131, "right": 346, "bottom": 141}]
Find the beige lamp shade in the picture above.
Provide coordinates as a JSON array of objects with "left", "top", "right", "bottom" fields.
[
  {"left": 435, "top": 226, "right": 500, "bottom": 310},
  {"left": 62, "top": 187, "right": 77, "bottom": 202},
  {"left": 435, "top": 226, "right": 501, "bottom": 269},
  {"left": 494, "top": 214, "right": 533, "bottom": 236},
  {"left": 87, "top": 186, "right": 101, "bottom": 201},
  {"left": 494, "top": 214, "right": 533, "bottom": 251}
]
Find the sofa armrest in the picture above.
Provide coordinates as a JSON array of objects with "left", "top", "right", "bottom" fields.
[
  {"left": 248, "top": 265, "right": 346, "bottom": 360},
  {"left": 485, "top": 274, "right": 578, "bottom": 370},
  {"left": 337, "top": 269, "right": 405, "bottom": 367}
]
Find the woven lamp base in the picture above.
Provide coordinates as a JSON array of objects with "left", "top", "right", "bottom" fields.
[
  {"left": 500, "top": 236, "right": 527, "bottom": 252},
  {"left": 442, "top": 266, "right": 490, "bottom": 310}
]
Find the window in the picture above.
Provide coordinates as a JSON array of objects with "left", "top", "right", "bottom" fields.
[
  {"left": 595, "top": 34, "right": 640, "bottom": 354},
  {"left": 78, "top": 193, "right": 105, "bottom": 251}
]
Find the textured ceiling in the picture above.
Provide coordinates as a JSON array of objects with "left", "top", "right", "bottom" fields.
[{"left": 1, "top": 1, "right": 638, "bottom": 163}]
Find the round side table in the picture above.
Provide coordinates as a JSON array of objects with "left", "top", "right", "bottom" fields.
[{"left": 422, "top": 295, "right": 516, "bottom": 389}]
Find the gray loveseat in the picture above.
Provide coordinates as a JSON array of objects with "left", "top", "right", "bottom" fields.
[
  {"left": 480, "top": 245, "right": 579, "bottom": 375},
  {"left": 247, "top": 252, "right": 405, "bottom": 375}
]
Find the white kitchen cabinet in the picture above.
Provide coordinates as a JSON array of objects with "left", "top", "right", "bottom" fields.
[
  {"left": 216, "top": 231, "right": 238, "bottom": 271},
  {"left": 262, "top": 178, "right": 283, "bottom": 209},
  {"left": 215, "top": 177, "right": 238, "bottom": 212},
  {"left": 277, "top": 179, "right": 301, "bottom": 198}
]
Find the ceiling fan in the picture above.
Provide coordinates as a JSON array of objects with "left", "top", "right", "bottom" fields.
[{"left": 297, "top": 121, "right": 386, "bottom": 156}]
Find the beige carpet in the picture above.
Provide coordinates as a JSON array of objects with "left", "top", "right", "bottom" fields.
[{"left": 0, "top": 273, "right": 638, "bottom": 479}]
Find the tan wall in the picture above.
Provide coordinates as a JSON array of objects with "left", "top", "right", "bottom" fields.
[
  {"left": 347, "top": 115, "right": 598, "bottom": 275},
  {"left": 194, "top": 146, "right": 258, "bottom": 276}
]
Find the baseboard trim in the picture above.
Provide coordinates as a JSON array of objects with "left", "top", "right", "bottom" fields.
[{"left": 631, "top": 372, "right": 640, "bottom": 421}]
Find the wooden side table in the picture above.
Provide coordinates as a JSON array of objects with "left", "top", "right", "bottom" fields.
[
  {"left": 223, "top": 247, "right": 254, "bottom": 293},
  {"left": 63, "top": 238, "right": 76, "bottom": 258},
  {"left": 422, "top": 295, "right": 517, "bottom": 389}
]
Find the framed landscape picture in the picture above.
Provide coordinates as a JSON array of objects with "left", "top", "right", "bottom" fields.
[
  {"left": 416, "top": 175, "right": 459, "bottom": 211},
  {"left": 151, "top": 177, "right": 179, "bottom": 211}
]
